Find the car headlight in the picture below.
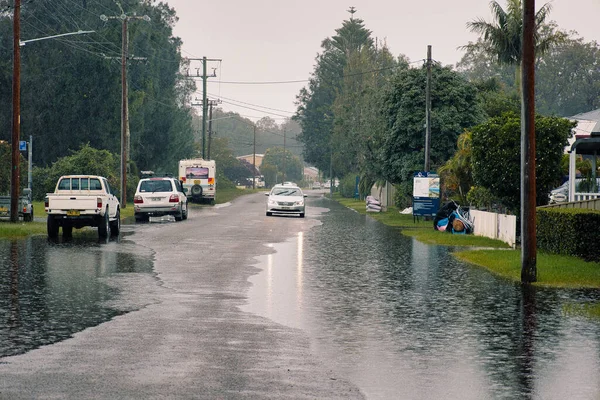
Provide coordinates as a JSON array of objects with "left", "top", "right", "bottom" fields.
[
  {"left": 268, "top": 199, "right": 277, "bottom": 206},
  {"left": 294, "top": 200, "right": 304, "bottom": 206}
]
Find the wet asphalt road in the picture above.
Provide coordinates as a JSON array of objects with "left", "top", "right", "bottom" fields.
[{"left": 0, "top": 191, "right": 364, "bottom": 399}]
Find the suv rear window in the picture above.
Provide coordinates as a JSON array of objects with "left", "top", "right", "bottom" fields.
[
  {"left": 139, "top": 179, "right": 173, "bottom": 192},
  {"left": 185, "top": 167, "right": 209, "bottom": 179}
]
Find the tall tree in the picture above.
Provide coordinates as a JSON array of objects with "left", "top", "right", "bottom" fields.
[
  {"left": 378, "top": 64, "right": 485, "bottom": 202},
  {"left": 463, "top": 0, "right": 564, "bottom": 87},
  {"left": 295, "top": 9, "right": 374, "bottom": 174},
  {"left": 0, "top": 0, "right": 195, "bottom": 173},
  {"left": 470, "top": 113, "right": 574, "bottom": 212}
]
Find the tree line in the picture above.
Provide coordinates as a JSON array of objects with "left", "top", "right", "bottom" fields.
[{"left": 295, "top": 2, "right": 597, "bottom": 213}]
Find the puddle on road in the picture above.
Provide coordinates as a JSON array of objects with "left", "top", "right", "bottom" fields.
[
  {"left": 0, "top": 234, "right": 155, "bottom": 358},
  {"left": 242, "top": 198, "right": 600, "bottom": 399}
]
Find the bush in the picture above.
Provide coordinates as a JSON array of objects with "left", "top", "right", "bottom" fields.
[
  {"left": 537, "top": 208, "right": 600, "bottom": 261},
  {"left": 466, "top": 186, "right": 494, "bottom": 209},
  {"left": 339, "top": 174, "right": 358, "bottom": 198},
  {"left": 393, "top": 180, "right": 413, "bottom": 209}
]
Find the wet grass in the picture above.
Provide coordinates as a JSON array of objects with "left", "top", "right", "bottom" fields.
[
  {"left": 332, "top": 194, "right": 509, "bottom": 247},
  {"left": 0, "top": 220, "right": 47, "bottom": 238},
  {"left": 454, "top": 250, "right": 600, "bottom": 289}
]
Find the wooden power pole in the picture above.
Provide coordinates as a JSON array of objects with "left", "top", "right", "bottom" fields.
[
  {"left": 424, "top": 45, "right": 432, "bottom": 173},
  {"left": 521, "top": 0, "right": 537, "bottom": 283},
  {"left": 10, "top": 0, "right": 21, "bottom": 223}
]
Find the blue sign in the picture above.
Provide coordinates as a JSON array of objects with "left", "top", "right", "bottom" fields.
[{"left": 19, "top": 141, "right": 27, "bottom": 151}]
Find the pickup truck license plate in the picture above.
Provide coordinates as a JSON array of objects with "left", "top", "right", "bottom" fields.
[{"left": 67, "top": 210, "right": 80, "bottom": 216}]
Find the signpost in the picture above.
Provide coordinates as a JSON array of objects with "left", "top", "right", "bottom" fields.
[{"left": 412, "top": 171, "right": 440, "bottom": 219}]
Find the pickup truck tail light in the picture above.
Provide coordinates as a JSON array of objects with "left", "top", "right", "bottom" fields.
[
  {"left": 169, "top": 194, "right": 179, "bottom": 203},
  {"left": 97, "top": 198, "right": 102, "bottom": 209},
  {"left": 134, "top": 195, "right": 143, "bottom": 204},
  {"left": 44, "top": 197, "right": 48, "bottom": 208}
]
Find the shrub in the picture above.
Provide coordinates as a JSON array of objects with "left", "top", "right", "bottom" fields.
[
  {"left": 537, "top": 208, "right": 600, "bottom": 262},
  {"left": 339, "top": 174, "right": 358, "bottom": 198}
]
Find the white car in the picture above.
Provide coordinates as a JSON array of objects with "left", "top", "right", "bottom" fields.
[
  {"left": 134, "top": 177, "right": 188, "bottom": 222},
  {"left": 265, "top": 184, "right": 307, "bottom": 218}
]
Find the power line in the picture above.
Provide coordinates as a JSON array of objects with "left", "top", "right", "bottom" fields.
[{"left": 207, "top": 92, "right": 295, "bottom": 114}]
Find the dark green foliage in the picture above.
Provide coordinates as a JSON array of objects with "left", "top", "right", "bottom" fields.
[
  {"left": 0, "top": 141, "right": 28, "bottom": 195},
  {"left": 379, "top": 65, "right": 485, "bottom": 203},
  {"left": 537, "top": 208, "right": 600, "bottom": 261},
  {"left": 295, "top": 15, "right": 376, "bottom": 173},
  {"left": 261, "top": 147, "right": 303, "bottom": 186},
  {"left": 0, "top": 0, "right": 195, "bottom": 174},
  {"left": 31, "top": 144, "right": 126, "bottom": 200},
  {"left": 470, "top": 113, "right": 574, "bottom": 213},
  {"left": 339, "top": 173, "right": 358, "bottom": 198}
]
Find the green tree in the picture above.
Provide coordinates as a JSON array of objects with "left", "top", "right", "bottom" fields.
[
  {"left": 0, "top": 0, "right": 195, "bottom": 173},
  {"left": 295, "top": 9, "right": 374, "bottom": 174},
  {"left": 0, "top": 141, "right": 27, "bottom": 195},
  {"left": 438, "top": 131, "right": 473, "bottom": 204},
  {"left": 378, "top": 65, "right": 485, "bottom": 197},
  {"left": 536, "top": 35, "right": 600, "bottom": 116},
  {"left": 463, "top": 0, "right": 564, "bottom": 88},
  {"left": 470, "top": 113, "right": 574, "bottom": 212},
  {"left": 261, "top": 147, "right": 303, "bottom": 186},
  {"left": 32, "top": 144, "right": 121, "bottom": 200}
]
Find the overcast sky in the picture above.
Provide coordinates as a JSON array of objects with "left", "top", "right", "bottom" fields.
[{"left": 163, "top": 0, "right": 600, "bottom": 123}]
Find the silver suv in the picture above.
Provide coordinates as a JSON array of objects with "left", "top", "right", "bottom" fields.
[{"left": 134, "top": 177, "right": 188, "bottom": 222}]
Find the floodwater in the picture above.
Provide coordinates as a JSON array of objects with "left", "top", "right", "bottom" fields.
[
  {"left": 0, "top": 233, "right": 154, "bottom": 358},
  {"left": 243, "top": 198, "right": 600, "bottom": 399}
]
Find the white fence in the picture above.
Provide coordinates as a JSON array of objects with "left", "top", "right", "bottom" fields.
[{"left": 470, "top": 210, "right": 517, "bottom": 248}]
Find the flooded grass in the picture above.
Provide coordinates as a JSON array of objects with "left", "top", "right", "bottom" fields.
[
  {"left": 455, "top": 249, "right": 600, "bottom": 288},
  {"left": 0, "top": 221, "right": 47, "bottom": 238},
  {"left": 332, "top": 194, "right": 508, "bottom": 247}
]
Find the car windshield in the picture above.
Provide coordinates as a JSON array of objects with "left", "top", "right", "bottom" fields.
[
  {"left": 271, "top": 188, "right": 301, "bottom": 196},
  {"left": 139, "top": 180, "right": 173, "bottom": 193}
]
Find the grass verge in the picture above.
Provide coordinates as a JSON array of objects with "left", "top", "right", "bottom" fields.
[{"left": 332, "top": 193, "right": 600, "bottom": 289}]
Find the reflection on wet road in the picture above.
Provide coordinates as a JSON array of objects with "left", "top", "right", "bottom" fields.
[
  {"left": 244, "top": 197, "right": 600, "bottom": 399},
  {"left": 0, "top": 234, "right": 154, "bottom": 358}
]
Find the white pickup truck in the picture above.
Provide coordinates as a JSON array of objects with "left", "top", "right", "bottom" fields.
[{"left": 45, "top": 175, "right": 120, "bottom": 239}]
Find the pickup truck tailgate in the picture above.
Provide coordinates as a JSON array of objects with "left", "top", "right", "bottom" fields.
[{"left": 49, "top": 196, "right": 98, "bottom": 211}]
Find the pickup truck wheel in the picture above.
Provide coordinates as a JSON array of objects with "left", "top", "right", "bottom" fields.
[
  {"left": 98, "top": 210, "right": 110, "bottom": 238},
  {"left": 62, "top": 225, "right": 73, "bottom": 237},
  {"left": 110, "top": 208, "right": 121, "bottom": 236},
  {"left": 47, "top": 216, "right": 59, "bottom": 238}
]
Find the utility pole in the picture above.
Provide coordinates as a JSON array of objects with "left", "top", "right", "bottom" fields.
[
  {"left": 207, "top": 99, "right": 220, "bottom": 160},
  {"left": 100, "top": 9, "right": 150, "bottom": 208},
  {"left": 252, "top": 124, "right": 256, "bottom": 189},
  {"left": 282, "top": 127, "right": 286, "bottom": 183},
  {"left": 424, "top": 45, "right": 432, "bottom": 172},
  {"left": 521, "top": 0, "right": 537, "bottom": 283},
  {"left": 10, "top": 0, "right": 21, "bottom": 223},
  {"left": 186, "top": 58, "right": 220, "bottom": 159}
]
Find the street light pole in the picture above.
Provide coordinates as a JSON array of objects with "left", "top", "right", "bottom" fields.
[{"left": 10, "top": 27, "right": 95, "bottom": 222}]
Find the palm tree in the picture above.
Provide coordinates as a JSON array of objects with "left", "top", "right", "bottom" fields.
[{"left": 464, "top": 0, "right": 564, "bottom": 87}]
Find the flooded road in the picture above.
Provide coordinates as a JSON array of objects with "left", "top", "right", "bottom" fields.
[
  {"left": 0, "top": 232, "right": 154, "bottom": 358},
  {"left": 243, "top": 197, "right": 600, "bottom": 399},
  {"left": 2, "top": 193, "right": 600, "bottom": 398}
]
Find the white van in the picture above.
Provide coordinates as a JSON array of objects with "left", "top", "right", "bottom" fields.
[{"left": 178, "top": 159, "right": 216, "bottom": 204}]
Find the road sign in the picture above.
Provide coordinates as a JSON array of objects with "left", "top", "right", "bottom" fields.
[{"left": 19, "top": 141, "right": 27, "bottom": 151}]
